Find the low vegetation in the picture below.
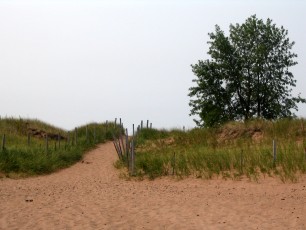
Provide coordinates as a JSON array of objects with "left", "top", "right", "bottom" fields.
[
  {"left": 0, "top": 117, "right": 120, "bottom": 177},
  {"left": 134, "top": 118, "right": 306, "bottom": 182}
]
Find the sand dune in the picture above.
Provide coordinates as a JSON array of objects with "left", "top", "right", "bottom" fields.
[{"left": 1, "top": 142, "right": 306, "bottom": 229}]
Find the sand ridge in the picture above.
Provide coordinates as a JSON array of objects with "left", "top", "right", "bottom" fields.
[{"left": 1, "top": 142, "right": 306, "bottom": 229}]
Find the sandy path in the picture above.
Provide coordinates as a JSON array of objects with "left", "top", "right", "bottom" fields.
[{"left": 1, "top": 142, "right": 306, "bottom": 230}]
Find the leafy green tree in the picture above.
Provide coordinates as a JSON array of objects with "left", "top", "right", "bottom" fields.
[{"left": 189, "top": 15, "right": 305, "bottom": 127}]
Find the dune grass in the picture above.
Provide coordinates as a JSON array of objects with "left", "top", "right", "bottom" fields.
[
  {"left": 133, "top": 118, "right": 306, "bottom": 181},
  {"left": 0, "top": 117, "right": 121, "bottom": 177}
]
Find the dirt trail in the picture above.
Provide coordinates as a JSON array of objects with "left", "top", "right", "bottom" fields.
[{"left": 1, "top": 142, "right": 306, "bottom": 229}]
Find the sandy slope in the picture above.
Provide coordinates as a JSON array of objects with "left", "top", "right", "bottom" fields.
[{"left": 1, "top": 142, "right": 306, "bottom": 230}]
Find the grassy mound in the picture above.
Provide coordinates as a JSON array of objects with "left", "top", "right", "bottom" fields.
[
  {"left": 133, "top": 118, "right": 306, "bottom": 181},
  {"left": 0, "top": 117, "right": 121, "bottom": 177}
]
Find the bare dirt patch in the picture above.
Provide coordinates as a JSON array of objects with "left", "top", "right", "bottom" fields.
[{"left": 217, "top": 123, "right": 264, "bottom": 143}]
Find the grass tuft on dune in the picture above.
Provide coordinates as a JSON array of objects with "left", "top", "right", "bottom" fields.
[
  {"left": 0, "top": 117, "right": 121, "bottom": 177},
  {"left": 133, "top": 118, "right": 306, "bottom": 181}
]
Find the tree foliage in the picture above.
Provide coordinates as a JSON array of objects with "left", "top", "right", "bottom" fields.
[{"left": 189, "top": 15, "right": 305, "bottom": 127}]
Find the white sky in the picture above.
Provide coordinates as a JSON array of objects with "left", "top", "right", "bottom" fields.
[{"left": 0, "top": 0, "right": 305, "bottom": 131}]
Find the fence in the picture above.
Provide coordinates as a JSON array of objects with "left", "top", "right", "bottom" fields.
[
  {"left": 112, "top": 119, "right": 153, "bottom": 176},
  {"left": 0, "top": 121, "right": 119, "bottom": 153},
  {"left": 0, "top": 118, "right": 125, "bottom": 175},
  {"left": 0, "top": 117, "right": 149, "bottom": 174}
]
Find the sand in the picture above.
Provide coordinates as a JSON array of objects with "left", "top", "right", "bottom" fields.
[{"left": 1, "top": 142, "right": 306, "bottom": 230}]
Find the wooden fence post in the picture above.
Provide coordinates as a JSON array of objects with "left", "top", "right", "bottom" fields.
[
  {"left": 68, "top": 131, "right": 70, "bottom": 144},
  {"left": 141, "top": 120, "right": 143, "bottom": 129},
  {"left": 146, "top": 120, "right": 149, "bottom": 129},
  {"left": 58, "top": 134, "right": 60, "bottom": 149},
  {"left": 113, "top": 134, "right": 123, "bottom": 159},
  {"left": 125, "top": 128, "right": 129, "bottom": 156},
  {"left": 113, "top": 141, "right": 121, "bottom": 159},
  {"left": 133, "top": 124, "right": 136, "bottom": 146},
  {"left": 27, "top": 133, "right": 31, "bottom": 146},
  {"left": 130, "top": 139, "right": 135, "bottom": 175},
  {"left": 86, "top": 126, "right": 88, "bottom": 143},
  {"left": 273, "top": 140, "right": 276, "bottom": 163},
  {"left": 114, "top": 134, "right": 123, "bottom": 158},
  {"left": 115, "top": 118, "right": 117, "bottom": 127},
  {"left": 75, "top": 128, "right": 77, "bottom": 145},
  {"left": 67, "top": 131, "right": 70, "bottom": 148},
  {"left": 150, "top": 123, "right": 152, "bottom": 129},
  {"left": 120, "top": 127, "right": 126, "bottom": 156},
  {"left": 45, "top": 134, "right": 49, "bottom": 152},
  {"left": 302, "top": 120, "right": 305, "bottom": 161},
  {"left": 94, "top": 126, "right": 96, "bottom": 142},
  {"left": 240, "top": 150, "right": 243, "bottom": 173},
  {"left": 172, "top": 152, "right": 176, "bottom": 175},
  {"left": 2, "top": 134, "right": 6, "bottom": 151}
]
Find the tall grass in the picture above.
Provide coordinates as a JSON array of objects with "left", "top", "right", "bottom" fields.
[
  {"left": 0, "top": 117, "right": 121, "bottom": 177},
  {"left": 133, "top": 118, "right": 306, "bottom": 181}
]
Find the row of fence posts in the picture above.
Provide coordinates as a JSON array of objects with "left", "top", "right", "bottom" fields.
[
  {"left": 1, "top": 133, "right": 63, "bottom": 152},
  {"left": 213, "top": 140, "right": 306, "bottom": 175},
  {"left": 1, "top": 120, "right": 113, "bottom": 152},
  {"left": 237, "top": 140, "right": 306, "bottom": 171},
  {"left": 112, "top": 118, "right": 153, "bottom": 176},
  {"left": 44, "top": 134, "right": 62, "bottom": 152},
  {"left": 2, "top": 120, "right": 306, "bottom": 170},
  {"left": 2, "top": 134, "right": 5, "bottom": 151},
  {"left": 0, "top": 117, "right": 153, "bottom": 152},
  {"left": 2, "top": 133, "right": 306, "bottom": 164}
]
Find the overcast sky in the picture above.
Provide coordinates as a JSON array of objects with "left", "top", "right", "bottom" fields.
[{"left": 0, "top": 0, "right": 305, "bottom": 131}]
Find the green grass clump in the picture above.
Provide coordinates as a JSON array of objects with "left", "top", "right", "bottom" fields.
[
  {"left": 133, "top": 118, "right": 306, "bottom": 181},
  {"left": 0, "top": 147, "right": 84, "bottom": 175},
  {"left": 0, "top": 117, "right": 120, "bottom": 177},
  {"left": 135, "top": 128, "right": 169, "bottom": 145}
]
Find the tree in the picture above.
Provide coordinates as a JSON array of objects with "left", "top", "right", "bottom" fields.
[{"left": 189, "top": 15, "right": 305, "bottom": 127}]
